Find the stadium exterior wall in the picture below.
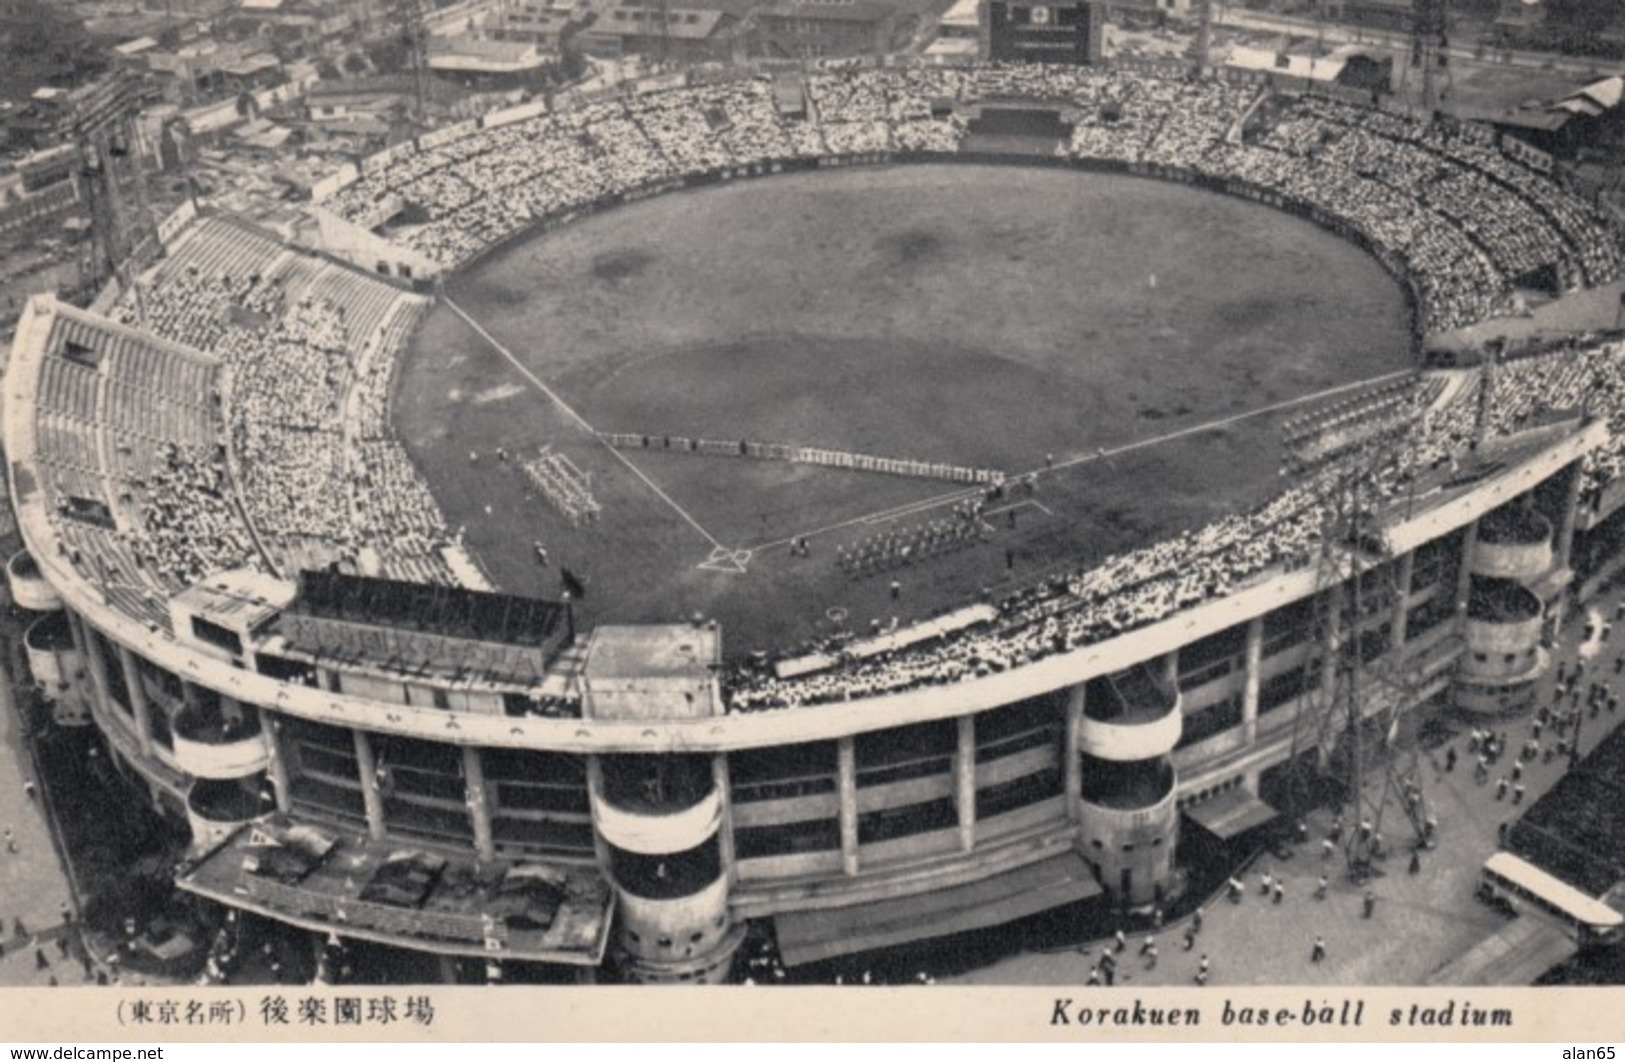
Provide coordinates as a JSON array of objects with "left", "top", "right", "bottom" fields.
[{"left": 10, "top": 414, "right": 1605, "bottom": 977}]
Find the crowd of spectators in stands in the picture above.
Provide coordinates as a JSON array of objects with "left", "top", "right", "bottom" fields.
[
  {"left": 321, "top": 64, "right": 1621, "bottom": 341},
  {"left": 110, "top": 222, "right": 458, "bottom": 591},
  {"left": 28, "top": 64, "right": 1625, "bottom": 706},
  {"left": 725, "top": 335, "right": 1625, "bottom": 713}
]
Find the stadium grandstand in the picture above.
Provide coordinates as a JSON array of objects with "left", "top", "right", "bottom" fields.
[{"left": 8, "top": 60, "right": 1625, "bottom": 985}]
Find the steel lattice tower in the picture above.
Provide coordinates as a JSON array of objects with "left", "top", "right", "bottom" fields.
[{"left": 1282, "top": 385, "right": 1434, "bottom": 881}]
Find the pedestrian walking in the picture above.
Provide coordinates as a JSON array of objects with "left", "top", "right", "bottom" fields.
[
  {"left": 1182, "top": 928, "right": 1196, "bottom": 951},
  {"left": 1114, "top": 929, "right": 1126, "bottom": 953},
  {"left": 1273, "top": 882, "right": 1284, "bottom": 905},
  {"left": 34, "top": 946, "right": 47, "bottom": 970},
  {"left": 1192, "top": 906, "right": 1203, "bottom": 934},
  {"left": 1259, "top": 869, "right": 1273, "bottom": 896},
  {"left": 1445, "top": 747, "right": 1457, "bottom": 772},
  {"left": 22, "top": 780, "right": 36, "bottom": 802},
  {"left": 1409, "top": 850, "right": 1421, "bottom": 875},
  {"left": 890, "top": 579, "right": 901, "bottom": 600},
  {"left": 1496, "top": 777, "right": 1509, "bottom": 800},
  {"left": 1362, "top": 892, "right": 1377, "bottom": 919},
  {"left": 1139, "top": 934, "right": 1155, "bottom": 956},
  {"left": 1514, "top": 782, "right": 1526, "bottom": 805},
  {"left": 1087, "top": 966, "right": 1101, "bottom": 986},
  {"left": 4, "top": 827, "right": 15, "bottom": 854},
  {"left": 1316, "top": 873, "right": 1329, "bottom": 900},
  {"left": 1311, "top": 936, "right": 1326, "bottom": 964},
  {"left": 1322, "top": 838, "right": 1336, "bottom": 860}
]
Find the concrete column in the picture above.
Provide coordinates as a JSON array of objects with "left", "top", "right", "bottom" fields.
[
  {"left": 116, "top": 644, "right": 155, "bottom": 759},
  {"left": 76, "top": 616, "right": 120, "bottom": 735},
  {"left": 258, "top": 707, "right": 292, "bottom": 813},
  {"left": 1321, "top": 583, "right": 1344, "bottom": 700},
  {"left": 1391, "top": 550, "right": 1416, "bottom": 651},
  {"left": 1457, "top": 521, "right": 1479, "bottom": 609},
  {"left": 954, "top": 714, "right": 976, "bottom": 853},
  {"left": 837, "top": 736, "right": 858, "bottom": 876},
  {"left": 1556, "top": 461, "right": 1583, "bottom": 573},
  {"left": 712, "top": 754, "right": 736, "bottom": 885},
  {"left": 352, "top": 729, "right": 386, "bottom": 841},
  {"left": 585, "top": 756, "right": 615, "bottom": 878},
  {"left": 1065, "top": 685, "right": 1084, "bottom": 825},
  {"left": 1241, "top": 616, "right": 1262, "bottom": 744},
  {"left": 462, "top": 746, "right": 494, "bottom": 863}
]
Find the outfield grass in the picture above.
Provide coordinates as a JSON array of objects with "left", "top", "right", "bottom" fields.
[{"left": 395, "top": 163, "right": 1415, "bottom": 656}]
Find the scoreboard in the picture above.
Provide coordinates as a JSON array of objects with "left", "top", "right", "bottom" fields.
[{"left": 983, "top": 1, "right": 1104, "bottom": 65}]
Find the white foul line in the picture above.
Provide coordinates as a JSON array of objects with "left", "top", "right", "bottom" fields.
[{"left": 444, "top": 297, "right": 724, "bottom": 551}]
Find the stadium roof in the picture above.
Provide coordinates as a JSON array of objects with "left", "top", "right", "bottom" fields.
[
  {"left": 582, "top": 624, "right": 720, "bottom": 721},
  {"left": 289, "top": 570, "right": 567, "bottom": 648},
  {"left": 428, "top": 37, "right": 550, "bottom": 74},
  {"left": 1556, "top": 75, "right": 1625, "bottom": 118},
  {"left": 1222, "top": 45, "right": 1347, "bottom": 83},
  {"left": 171, "top": 569, "right": 298, "bottom": 635},
  {"left": 939, "top": 0, "right": 980, "bottom": 29}
]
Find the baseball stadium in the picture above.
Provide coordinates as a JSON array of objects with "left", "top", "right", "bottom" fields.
[{"left": 9, "top": 52, "right": 1625, "bottom": 985}]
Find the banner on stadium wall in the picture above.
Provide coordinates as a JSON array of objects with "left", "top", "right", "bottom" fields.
[
  {"left": 633, "top": 71, "right": 689, "bottom": 96},
  {"left": 309, "top": 162, "right": 360, "bottom": 202},
  {"left": 483, "top": 99, "right": 548, "bottom": 130},
  {"left": 1500, "top": 135, "right": 1553, "bottom": 175},
  {"left": 419, "top": 119, "right": 480, "bottom": 151}
]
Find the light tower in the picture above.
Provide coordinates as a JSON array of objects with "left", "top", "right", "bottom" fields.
[
  {"left": 1282, "top": 386, "right": 1434, "bottom": 881},
  {"left": 399, "top": 0, "right": 431, "bottom": 126},
  {"left": 60, "top": 72, "right": 154, "bottom": 305},
  {"left": 1412, "top": 0, "right": 1450, "bottom": 112}
]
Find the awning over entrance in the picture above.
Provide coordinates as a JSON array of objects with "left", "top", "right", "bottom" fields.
[
  {"left": 773, "top": 851, "right": 1100, "bottom": 968},
  {"left": 177, "top": 816, "right": 614, "bottom": 965},
  {"left": 1183, "top": 788, "right": 1279, "bottom": 841}
]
